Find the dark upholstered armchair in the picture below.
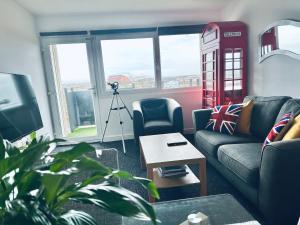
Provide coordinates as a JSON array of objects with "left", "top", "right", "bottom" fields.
[{"left": 132, "top": 98, "right": 183, "bottom": 142}]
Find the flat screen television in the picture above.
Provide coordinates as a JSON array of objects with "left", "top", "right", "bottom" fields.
[{"left": 0, "top": 72, "right": 43, "bottom": 142}]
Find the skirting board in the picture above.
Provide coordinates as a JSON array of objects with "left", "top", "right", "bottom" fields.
[
  {"left": 102, "top": 127, "right": 194, "bottom": 142},
  {"left": 57, "top": 128, "right": 194, "bottom": 146}
]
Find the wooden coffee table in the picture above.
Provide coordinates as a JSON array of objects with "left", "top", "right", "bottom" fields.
[{"left": 139, "top": 133, "right": 207, "bottom": 202}]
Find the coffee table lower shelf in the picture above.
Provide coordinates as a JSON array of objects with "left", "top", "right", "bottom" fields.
[{"left": 153, "top": 166, "right": 200, "bottom": 189}]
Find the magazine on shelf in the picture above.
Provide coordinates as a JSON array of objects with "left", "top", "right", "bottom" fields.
[{"left": 157, "top": 165, "right": 189, "bottom": 178}]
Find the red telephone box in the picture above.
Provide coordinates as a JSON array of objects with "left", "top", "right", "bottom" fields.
[{"left": 201, "top": 21, "right": 248, "bottom": 108}]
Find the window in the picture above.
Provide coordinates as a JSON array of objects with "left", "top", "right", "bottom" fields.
[
  {"left": 49, "top": 43, "right": 98, "bottom": 139},
  {"left": 100, "top": 38, "right": 156, "bottom": 90},
  {"left": 159, "top": 34, "right": 201, "bottom": 89}
]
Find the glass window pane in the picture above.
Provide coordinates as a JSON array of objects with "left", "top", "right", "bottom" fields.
[
  {"left": 234, "top": 49, "right": 242, "bottom": 58},
  {"left": 234, "top": 80, "right": 242, "bottom": 90},
  {"left": 225, "top": 50, "right": 233, "bottom": 60},
  {"left": 206, "top": 52, "right": 213, "bottom": 61},
  {"left": 206, "top": 62, "right": 213, "bottom": 72},
  {"left": 225, "top": 61, "right": 233, "bottom": 70},
  {"left": 234, "top": 69, "right": 242, "bottom": 79},
  {"left": 234, "top": 59, "right": 242, "bottom": 69},
  {"left": 206, "top": 72, "right": 213, "bottom": 81},
  {"left": 50, "top": 43, "right": 97, "bottom": 139},
  {"left": 225, "top": 70, "right": 233, "bottom": 80},
  {"left": 101, "top": 38, "right": 155, "bottom": 90},
  {"left": 225, "top": 81, "right": 233, "bottom": 91},
  {"left": 206, "top": 81, "right": 214, "bottom": 90},
  {"left": 160, "top": 34, "right": 201, "bottom": 89}
]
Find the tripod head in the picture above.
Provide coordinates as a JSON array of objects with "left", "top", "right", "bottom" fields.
[{"left": 107, "top": 82, "right": 119, "bottom": 93}]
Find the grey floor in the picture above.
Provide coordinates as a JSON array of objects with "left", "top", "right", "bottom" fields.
[{"left": 57, "top": 135, "right": 265, "bottom": 224}]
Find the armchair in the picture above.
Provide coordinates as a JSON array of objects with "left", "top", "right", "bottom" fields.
[{"left": 132, "top": 98, "right": 183, "bottom": 142}]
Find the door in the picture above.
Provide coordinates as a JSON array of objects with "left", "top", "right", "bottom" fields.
[{"left": 43, "top": 38, "right": 101, "bottom": 140}]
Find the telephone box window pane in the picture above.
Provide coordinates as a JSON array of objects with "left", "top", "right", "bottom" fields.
[
  {"left": 234, "top": 69, "right": 242, "bottom": 79},
  {"left": 206, "top": 62, "right": 213, "bottom": 72},
  {"left": 206, "top": 52, "right": 213, "bottom": 61},
  {"left": 225, "top": 70, "right": 233, "bottom": 80},
  {"left": 225, "top": 81, "right": 233, "bottom": 90},
  {"left": 206, "top": 71, "right": 213, "bottom": 80},
  {"left": 225, "top": 61, "right": 233, "bottom": 70},
  {"left": 234, "top": 49, "right": 242, "bottom": 59},
  {"left": 225, "top": 49, "right": 233, "bottom": 60},
  {"left": 234, "top": 59, "right": 242, "bottom": 69},
  {"left": 234, "top": 80, "right": 242, "bottom": 90},
  {"left": 206, "top": 81, "right": 214, "bottom": 90}
]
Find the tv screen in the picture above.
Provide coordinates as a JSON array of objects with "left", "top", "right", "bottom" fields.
[{"left": 0, "top": 73, "right": 43, "bottom": 142}]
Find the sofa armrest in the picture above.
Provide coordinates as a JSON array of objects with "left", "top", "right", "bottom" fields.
[
  {"left": 132, "top": 101, "right": 145, "bottom": 141},
  {"left": 166, "top": 98, "right": 183, "bottom": 132},
  {"left": 192, "top": 109, "right": 212, "bottom": 131},
  {"left": 259, "top": 139, "right": 300, "bottom": 225}
]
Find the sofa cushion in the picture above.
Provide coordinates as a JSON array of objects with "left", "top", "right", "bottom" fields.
[
  {"left": 194, "top": 130, "right": 260, "bottom": 157},
  {"left": 243, "top": 96, "right": 291, "bottom": 139},
  {"left": 218, "top": 143, "right": 262, "bottom": 187},
  {"left": 141, "top": 99, "right": 169, "bottom": 122},
  {"left": 205, "top": 103, "right": 243, "bottom": 135},
  {"left": 263, "top": 113, "right": 294, "bottom": 149},
  {"left": 144, "top": 120, "right": 173, "bottom": 135},
  {"left": 275, "top": 99, "right": 300, "bottom": 123}
]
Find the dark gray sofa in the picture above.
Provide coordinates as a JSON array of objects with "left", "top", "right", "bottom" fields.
[{"left": 193, "top": 96, "right": 300, "bottom": 225}]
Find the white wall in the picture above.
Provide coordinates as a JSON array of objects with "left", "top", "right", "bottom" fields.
[
  {"left": 0, "top": 0, "right": 53, "bottom": 137},
  {"left": 36, "top": 10, "right": 221, "bottom": 32},
  {"left": 221, "top": 0, "right": 300, "bottom": 98}
]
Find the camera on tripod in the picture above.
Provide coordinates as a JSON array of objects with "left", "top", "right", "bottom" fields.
[{"left": 107, "top": 82, "right": 119, "bottom": 91}]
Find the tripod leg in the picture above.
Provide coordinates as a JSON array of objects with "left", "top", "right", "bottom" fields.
[
  {"left": 115, "top": 94, "right": 126, "bottom": 154},
  {"left": 101, "top": 95, "right": 115, "bottom": 143},
  {"left": 118, "top": 93, "right": 133, "bottom": 119}
]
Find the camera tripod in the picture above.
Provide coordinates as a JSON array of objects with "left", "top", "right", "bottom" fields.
[{"left": 101, "top": 86, "right": 132, "bottom": 154}]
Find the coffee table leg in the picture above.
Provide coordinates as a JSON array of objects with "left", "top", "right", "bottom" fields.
[
  {"left": 147, "top": 167, "right": 155, "bottom": 203},
  {"left": 140, "top": 143, "right": 146, "bottom": 170},
  {"left": 199, "top": 159, "right": 207, "bottom": 196}
]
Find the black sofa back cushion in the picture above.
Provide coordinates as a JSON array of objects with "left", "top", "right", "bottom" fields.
[
  {"left": 141, "top": 99, "right": 169, "bottom": 122},
  {"left": 275, "top": 99, "right": 300, "bottom": 123},
  {"left": 243, "top": 96, "right": 291, "bottom": 139}
]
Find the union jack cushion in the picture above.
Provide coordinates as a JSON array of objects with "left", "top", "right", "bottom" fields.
[
  {"left": 205, "top": 104, "right": 243, "bottom": 135},
  {"left": 262, "top": 113, "right": 293, "bottom": 150}
]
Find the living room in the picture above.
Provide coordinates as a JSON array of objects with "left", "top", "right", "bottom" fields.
[{"left": 0, "top": 0, "right": 299, "bottom": 224}]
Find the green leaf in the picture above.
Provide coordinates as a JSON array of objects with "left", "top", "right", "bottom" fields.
[
  {"left": 2, "top": 196, "right": 56, "bottom": 225},
  {"left": 59, "top": 210, "right": 97, "bottom": 225},
  {"left": 112, "top": 171, "right": 159, "bottom": 199},
  {"left": 41, "top": 173, "right": 70, "bottom": 208},
  {"left": 29, "top": 132, "right": 37, "bottom": 142},
  {"left": 71, "top": 183, "right": 158, "bottom": 224},
  {"left": 16, "top": 171, "right": 41, "bottom": 197},
  {"left": 51, "top": 143, "right": 95, "bottom": 172},
  {"left": 0, "top": 135, "right": 5, "bottom": 160},
  {"left": 76, "top": 156, "right": 111, "bottom": 175},
  {"left": 133, "top": 177, "right": 160, "bottom": 200},
  {"left": 5, "top": 142, "right": 20, "bottom": 157}
]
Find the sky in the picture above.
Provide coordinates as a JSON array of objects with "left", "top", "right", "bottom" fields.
[{"left": 54, "top": 34, "right": 201, "bottom": 84}]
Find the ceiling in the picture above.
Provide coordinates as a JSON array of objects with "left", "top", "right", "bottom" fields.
[{"left": 14, "top": 0, "right": 233, "bottom": 16}]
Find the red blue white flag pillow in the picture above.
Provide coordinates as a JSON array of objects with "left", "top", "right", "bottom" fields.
[
  {"left": 262, "top": 113, "right": 293, "bottom": 150},
  {"left": 205, "top": 104, "right": 243, "bottom": 135}
]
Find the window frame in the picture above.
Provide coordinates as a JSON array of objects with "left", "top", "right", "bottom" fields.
[
  {"left": 40, "top": 35, "right": 103, "bottom": 141},
  {"left": 93, "top": 31, "right": 161, "bottom": 95},
  {"left": 40, "top": 25, "right": 204, "bottom": 98}
]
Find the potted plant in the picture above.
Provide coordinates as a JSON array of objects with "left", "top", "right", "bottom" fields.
[{"left": 0, "top": 136, "right": 159, "bottom": 225}]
